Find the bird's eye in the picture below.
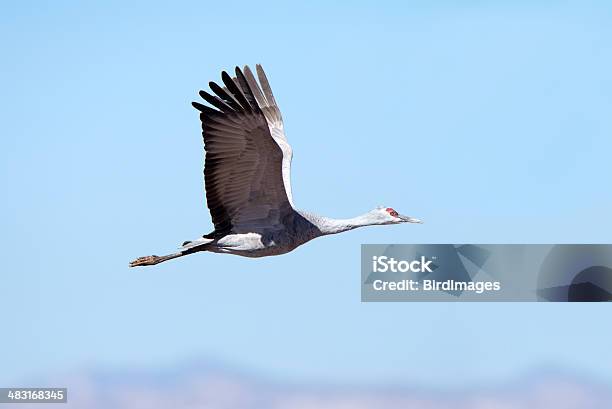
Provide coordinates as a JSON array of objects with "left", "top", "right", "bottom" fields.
[{"left": 386, "top": 208, "right": 399, "bottom": 217}]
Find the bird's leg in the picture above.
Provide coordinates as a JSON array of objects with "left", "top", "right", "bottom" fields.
[{"left": 129, "top": 252, "right": 184, "bottom": 267}]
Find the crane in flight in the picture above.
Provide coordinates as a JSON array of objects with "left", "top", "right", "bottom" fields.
[{"left": 130, "top": 65, "right": 422, "bottom": 267}]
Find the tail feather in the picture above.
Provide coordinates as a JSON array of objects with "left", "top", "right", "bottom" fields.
[{"left": 180, "top": 237, "right": 214, "bottom": 250}]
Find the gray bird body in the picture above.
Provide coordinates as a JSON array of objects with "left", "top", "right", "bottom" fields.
[
  {"left": 183, "top": 211, "right": 323, "bottom": 258},
  {"left": 129, "top": 65, "right": 421, "bottom": 267}
]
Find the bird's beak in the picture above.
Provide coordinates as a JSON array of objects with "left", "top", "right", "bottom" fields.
[{"left": 399, "top": 215, "right": 423, "bottom": 224}]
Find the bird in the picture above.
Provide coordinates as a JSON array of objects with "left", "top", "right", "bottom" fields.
[{"left": 129, "top": 65, "right": 422, "bottom": 267}]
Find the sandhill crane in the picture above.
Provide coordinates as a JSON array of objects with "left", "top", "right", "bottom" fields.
[{"left": 130, "top": 65, "right": 422, "bottom": 267}]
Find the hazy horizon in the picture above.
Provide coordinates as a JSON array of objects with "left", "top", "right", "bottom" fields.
[{"left": 5, "top": 360, "right": 611, "bottom": 409}]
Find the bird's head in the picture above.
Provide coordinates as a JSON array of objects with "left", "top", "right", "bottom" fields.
[{"left": 369, "top": 206, "right": 423, "bottom": 225}]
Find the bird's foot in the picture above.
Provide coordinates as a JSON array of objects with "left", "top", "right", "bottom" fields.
[{"left": 129, "top": 255, "right": 161, "bottom": 267}]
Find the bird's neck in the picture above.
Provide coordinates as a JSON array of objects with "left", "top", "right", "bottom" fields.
[{"left": 301, "top": 212, "right": 377, "bottom": 235}]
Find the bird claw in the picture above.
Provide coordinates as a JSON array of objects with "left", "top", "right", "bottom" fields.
[{"left": 129, "top": 255, "right": 159, "bottom": 267}]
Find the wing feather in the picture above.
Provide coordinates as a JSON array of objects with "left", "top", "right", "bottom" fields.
[
  {"left": 244, "top": 65, "right": 293, "bottom": 205},
  {"left": 198, "top": 89, "right": 235, "bottom": 112},
  {"left": 221, "top": 71, "right": 253, "bottom": 113},
  {"left": 208, "top": 81, "right": 244, "bottom": 112}
]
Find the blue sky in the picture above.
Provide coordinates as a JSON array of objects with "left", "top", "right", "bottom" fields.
[{"left": 1, "top": 1, "right": 611, "bottom": 387}]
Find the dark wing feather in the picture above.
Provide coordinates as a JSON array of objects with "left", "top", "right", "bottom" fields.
[
  {"left": 198, "top": 89, "right": 235, "bottom": 112},
  {"left": 208, "top": 81, "right": 244, "bottom": 112},
  {"left": 221, "top": 71, "right": 253, "bottom": 113}
]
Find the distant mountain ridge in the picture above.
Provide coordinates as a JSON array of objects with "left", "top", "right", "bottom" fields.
[{"left": 7, "top": 362, "right": 611, "bottom": 409}]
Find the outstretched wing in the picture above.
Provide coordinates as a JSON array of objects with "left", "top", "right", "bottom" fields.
[{"left": 192, "top": 65, "right": 294, "bottom": 236}]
